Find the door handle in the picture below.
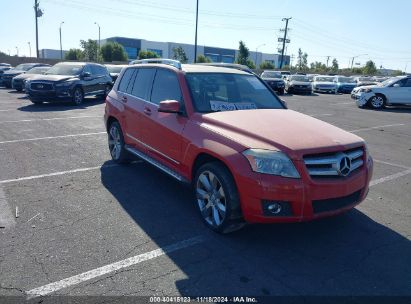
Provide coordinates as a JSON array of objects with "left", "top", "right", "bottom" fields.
[
  {"left": 121, "top": 96, "right": 127, "bottom": 103},
  {"left": 143, "top": 107, "right": 152, "bottom": 115}
]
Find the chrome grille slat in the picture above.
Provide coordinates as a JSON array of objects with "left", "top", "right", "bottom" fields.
[{"left": 304, "top": 148, "right": 364, "bottom": 177}]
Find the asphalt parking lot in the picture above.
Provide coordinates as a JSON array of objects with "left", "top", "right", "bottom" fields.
[{"left": 0, "top": 89, "right": 410, "bottom": 301}]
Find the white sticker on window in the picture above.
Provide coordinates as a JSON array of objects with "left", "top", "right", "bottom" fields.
[
  {"left": 210, "top": 100, "right": 237, "bottom": 112},
  {"left": 235, "top": 103, "right": 257, "bottom": 110},
  {"left": 246, "top": 77, "right": 266, "bottom": 90}
]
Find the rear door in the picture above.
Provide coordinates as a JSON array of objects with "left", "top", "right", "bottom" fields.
[
  {"left": 116, "top": 68, "right": 144, "bottom": 148},
  {"left": 385, "top": 78, "right": 409, "bottom": 104},
  {"left": 140, "top": 68, "right": 188, "bottom": 169},
  {"left": 81, "top": 65, "right": 94, "bottom": 94}
]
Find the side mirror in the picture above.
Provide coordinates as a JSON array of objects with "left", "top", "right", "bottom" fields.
[
  {"left": 82, "top": 71, "right": 91, "bottom": 78},
  {"left": 393, "top": 83, "right": 400, "bottom": 88},
  {"left": 158, "top": 100, "right": 181, "bottom": 114}
]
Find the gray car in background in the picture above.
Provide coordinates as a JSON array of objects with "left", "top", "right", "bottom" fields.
[{"left": 12, "top": 66, "right": 50, "bottom": 92}]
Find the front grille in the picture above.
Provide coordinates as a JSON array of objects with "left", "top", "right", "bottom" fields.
[
  {"left": 304, "top": 147, "right": 364, "bottom": 177},
  {"left": 312, "top": 190, "right": 362, "bottom": 214},
  {"left": 30, "top": 82, "right": 54, "bottom": 91}
]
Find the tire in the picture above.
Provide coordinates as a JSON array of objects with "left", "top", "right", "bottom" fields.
[
  {"left": 194, "top": 162, "right": 245, "bottom": 233},
  {"left": 98, "top": 84, "right": 112, "bottom": 100},
  {"left": 107, "top": 121, "right": 130, "bottom": 164},
  {"left": 16, "top": 88, "right": 23, "bottom": 92},
  {"left": 368, "top": 94, "right": 386, "bottom": 109},
  {"left": 278, "top": 89, "right": 285, "bottom": 95},
  {"left": 72, "top": 87, "right": 84, "bottom": 105}
]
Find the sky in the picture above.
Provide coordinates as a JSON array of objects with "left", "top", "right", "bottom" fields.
[{"left": 1, "top": 0, "right": 410, "bottom": 71}]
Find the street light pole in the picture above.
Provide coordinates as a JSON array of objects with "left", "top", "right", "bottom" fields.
[
  {"left": 94, "top": 22, "right": 100, "bottom": 61},
  {"left": 28, "top": 42, "right": 31, "bottom": 57},
  {"left": 194, "top": 0, "right": 199, "bottom": 63},
  {"left": 351, "top": 54, "right": 368, "bottom": 70},
  {"left": 280, "top": 17, "right": 292, "bottom": 69},
  {"left": 15, "top": 47, "right": 19, "bottom": 57},
  {"left": 255, "top": 44, "right": 265, "bottom": 67},
  {"left": 59, "top": 21, "right": 64, "bottom": 60}
]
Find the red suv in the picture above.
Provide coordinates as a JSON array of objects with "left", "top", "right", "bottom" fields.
[{"left": 104, "top": 59, "right": 373, "bottom": 233}]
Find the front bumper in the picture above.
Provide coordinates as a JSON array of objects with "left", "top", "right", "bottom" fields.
[
  {"left": 288, "top": 86, "right": 312, "bottom": 93},
  {"left": 27, "top": 85, "right": 73, "bottom": 102},
  {"left": 266, "top": 82, "right": 285, "bottom": 92},
  {"left": 234, "top": 157, "right": 373, "bottom": 223}
]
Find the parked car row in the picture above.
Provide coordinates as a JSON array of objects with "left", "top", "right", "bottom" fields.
[
  {"left": 260, "top": 71, "right": 395, "bottom": 96},
  {"left": 0, "top": 61, "right": 127, "bottom": 105}
]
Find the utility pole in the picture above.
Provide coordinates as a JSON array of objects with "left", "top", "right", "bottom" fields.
[
  {"left": 326, "top": 56, "right": 330, "bottom": 67},
  {"left": 59, "top": 21, "right": 64, "bottom": 60},
  {"left": 15, "top": 47, "right": 19, "bottom": 57},
  {"left": 28, "top": 42, "right": 31, "bottom": 57},
  {"left": 279, "top": 17, "right": 291, "bottom": 69},
  {"left": 194, "top": 0, "right": 199, "bottom": 63},
  {"left": 34, "top": 0, "right": 43, "bottom": 58}
]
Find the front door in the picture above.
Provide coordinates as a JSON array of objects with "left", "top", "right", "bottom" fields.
[{"left": 140, "top": 68, "right": 187, "bottom": 169}]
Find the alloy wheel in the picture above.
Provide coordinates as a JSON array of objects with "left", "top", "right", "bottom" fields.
[
  {"left": 371, "top": 96, "right": 384, "bottom": 108},
  {"left": 108, "top": 125, "right": 122, "bottom": 160},
  {"left": 196, "top": 171, "right": 227, "bottom": 227}
]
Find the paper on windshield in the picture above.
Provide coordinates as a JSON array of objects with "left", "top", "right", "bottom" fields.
[{"left": 210, "top": 100, "right": 257, "bottom": 112}]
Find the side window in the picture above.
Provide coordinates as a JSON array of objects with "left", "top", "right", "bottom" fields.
[
  {"left": 83, "top": 65, "right": 91, "bottom": 75},
  {"left": 402, "top": 78, "right": 411, "bottom": 87},
  {"left": 150, "top": 69, "right": 182, "bottom": 105},
  {"left": 131, "top": 68, "right": 156, "bottom": 100},
  {"left": 98, "top": 66, "right": 109, "bottom": 76},
  {"left": 118, "top": 69, "right": 134, "bottom": 92}
]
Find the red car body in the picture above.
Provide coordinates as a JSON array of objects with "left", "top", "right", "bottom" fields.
[{"left": 104, "top": 63, "right": 373, "bottom": 225}]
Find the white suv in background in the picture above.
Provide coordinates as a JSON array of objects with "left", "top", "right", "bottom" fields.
[
  {"left": 312, "top": 76, "right": 338, "bottom": 94},
  {"left": 352, "top": 76, "right": 411, "bottom": 109}
]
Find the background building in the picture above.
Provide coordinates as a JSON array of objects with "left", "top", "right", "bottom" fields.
[
  {"left": 39, "top": 49, "right": 67, "bottom": 59},
  {"left": 101, "top": 36, "right": 289, "bottom": 67}
]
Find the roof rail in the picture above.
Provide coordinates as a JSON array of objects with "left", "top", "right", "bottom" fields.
[
  {"left": 129, "top": 58, "right": 182, "bottom": 70},
  {"left": 196, "top": 62, "right": 253, "bottom": 74}
]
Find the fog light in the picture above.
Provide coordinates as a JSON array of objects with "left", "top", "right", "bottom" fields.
[{"left": 267, "top": 203, "right": 282, "bottom": 214}]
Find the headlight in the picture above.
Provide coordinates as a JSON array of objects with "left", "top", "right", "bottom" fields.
[
  {"left": 242, "top": 149, "right": 300, "bottom": 178},
  {"left": 55, "top": 82, "right": 72, "bottom": 88}
]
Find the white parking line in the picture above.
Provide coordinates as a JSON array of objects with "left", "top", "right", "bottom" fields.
[
  {"left": 349, "top": 123, "right": 405, "bottom": 133},
  {"left": 26, "top": 236, "right": 204, "bottom": 298},
  {"left": 331, "top": 102, "right": 353, "bottom": 105},
  {"left": 0, "top": 165, "right": 117, "bottom": 185},
  {"left": 373, "top": 159, "right": 410, "bottom": 170},
  {"left": 370, "top": 168, "right": 411, "bottom": 187},
  {"left": 0, "top": 109, "right": 15, "bottom": 112},
  {"left": 0, "top": 132, "right": 106, "bottom": 145},
  {"left": 0, "top": 186, "right": 15, "bottom": 229},
  {"left": 0, "top": 115, "right": 101, "bottom": 124}
]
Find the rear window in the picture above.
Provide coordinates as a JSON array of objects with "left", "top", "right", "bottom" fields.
[{"left": 185, "top": 73, "right": 284, "bottom": 113}]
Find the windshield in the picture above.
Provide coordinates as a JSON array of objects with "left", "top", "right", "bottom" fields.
[
  {"left": 337, "top": 77, "right": 356, "bottom": 83},
  {"left": 106, "top": 65, "right": 125, "bottom": 73},
  {"left": 26, "top": 67, "right": 49, "bottom": 74},
  {"left": 185, "top": 73, "right": 284, "bottom": 113},
  {"left": 261, "top": 71, "right": 281, "bottom": 79},
  {"left": 14, "top": 64, "right": 36, "bottom": 71},
  {"left": 46, "top": 64, "right": 84, "bottom": 76},
  {"left": 315, "top": 77, "right": 334, "bottom": 82},
  {"left": 290, "top": 75, "right": 309, "bottom": 82},
  {"left": 379, "top": 77, "right": 400, "bottom": 87}
]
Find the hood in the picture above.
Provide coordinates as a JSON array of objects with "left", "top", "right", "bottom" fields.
[
  {"left": 198, "top": 109, "right": 364, "bottom": 160},
  {"left": 28, "top": 74, "right": 78, "bottom": 82},
  {"left": 263, "top": 78, "right": 284, "bottom": 82},
  {"left": 14, "top": 73, "right": 36, "bottom": 80},
  {"left": 338, "top": 82, "right": 356, "bottom": 86},
  {"left": 353, "top": 85, "right": 378, "bottom": 91},
  {"left": 290, "top": 81, "right": 310, "bottom": 86},
  {"left": 3, "top": 69, "right": 25, "bottom": 76},
  {"left": 313, "top": 81, "right": 336, "bottom": 86}
]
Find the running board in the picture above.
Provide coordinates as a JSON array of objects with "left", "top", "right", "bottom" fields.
[{"left": 125, "top": 145, "right": 189, "bottom": 183}]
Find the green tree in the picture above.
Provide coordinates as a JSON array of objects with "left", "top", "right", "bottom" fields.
[
  {"left": 363, "top": 60, "right": 377, "bottom": 75},
  {"left": 259, "top": 61, "right": 275, "bottom": 70},
  {"left": 331, "top": 58, "right": 339, "bottom": 72},
  {"left": 172, "top": 46, "right": 188, "bottom": 63},
  {"left": 65, "top": 48, "right": 83, "bottom": 61},
  {"left": 138, "top": 50, "right": 160, "bottom": 59},
  {"left": 100, "top": 42, "right": 128, "bottom": 62},
  {"left": 80, "top": 39, "right": 101, "bottom": 62},
  {"left": 235, "top": 41, "right": 250, "bottom": 66},
  {"left": 196, "top": 54, "right": 211, "bottom": 63},
  {"left": 297, "top": 48, "right": 308, "bottom": 71},
  {"left": 391, "top": 70, "right": 405, "bottom": 76}
]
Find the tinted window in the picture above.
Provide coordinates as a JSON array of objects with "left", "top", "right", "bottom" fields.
[
  {"left": 150, "top": 69, "right": 182, "bottom": 105},
  {"left": 118, "top": 69, "right": 134, "bottom": 92},
  {"left": 401, "top": 78, "right": 411, "bottom": 87},
  {"left": 90, "top": 65, "right": 107, "bottom": 76},
  {"left": 96, "top": 65, "right": 109, "bottom": 76},
  {"left": 131, "top": 68, "right": 156, "bottom": 100}
]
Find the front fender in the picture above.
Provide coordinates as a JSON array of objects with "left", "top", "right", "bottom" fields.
[{"left": 356, "top": 92, "right": 375, "bottom": 107}]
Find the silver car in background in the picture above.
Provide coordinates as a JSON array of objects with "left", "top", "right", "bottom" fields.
[{"left": 312, "top": 76, "right": 338, "bottom": 93}]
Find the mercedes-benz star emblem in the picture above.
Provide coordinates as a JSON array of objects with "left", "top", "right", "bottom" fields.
[{"left": 338, "top": 156, "right": 351, "bottom": 177}]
